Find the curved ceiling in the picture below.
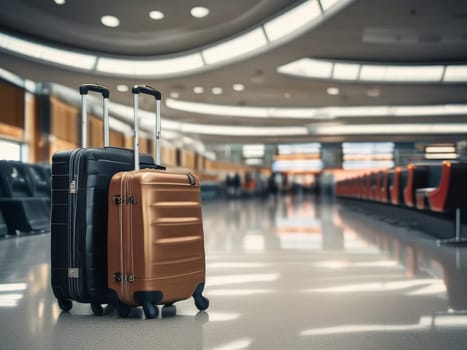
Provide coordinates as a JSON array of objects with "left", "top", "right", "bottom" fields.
[
  {"left": 0, "top": 0, "right": 300, "bottom": 55},
  {"left": 0, "top": 0, "right": 466, "bottom": 145}
]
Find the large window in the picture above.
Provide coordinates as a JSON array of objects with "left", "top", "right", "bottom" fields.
[
  {"left": 342, "top": 142, "right": 394, "bottom": 169},
  {"left": 0, "top": 139, "right": 22, "bottom": 161},
  {"left": 272, "top": 143, "right": 323, "bottom": 172}
]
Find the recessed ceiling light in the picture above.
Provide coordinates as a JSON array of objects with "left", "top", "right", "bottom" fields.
[
  {"left": 232, "top": 83, "right": 245, "bottom": 91},
  {"left": 116, "top": 84, "right": 129, "bottom": 92},
  {"left": 193, "top": 86, "right": 204, "bottom": 94},
  {"left": 283, "top": 92, "right": 291, "bottom": 99},
  {"left": 54, "top": 0, "right": 66, "bottom": 5},
  {"left": 101, "top": 15, "right": 120, "bottom": 28},
  {"left": 149, "top": 10, "right": 164, "bottom": 20},
  {"left": 212, "top": 87, "right": 223, "bottom": 95},
  {"left": 367, "top": 88, "right": 380, "bottom": 97},
  {"left": 191, "top": 6, "right": 210, "bottom": 18},
  {"left": 170, "top": 92, "right": 180, "bottom": 99},
  {"left": 327, "top": 87, "right": 340, "bottom": 95}
]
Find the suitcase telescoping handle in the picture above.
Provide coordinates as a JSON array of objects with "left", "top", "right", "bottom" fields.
[
  {"left": 79, "top": 84, "right": 110, "bottom": 148},
  {"left": 132, "top": 85, "right": 162, "bottom": 170}
]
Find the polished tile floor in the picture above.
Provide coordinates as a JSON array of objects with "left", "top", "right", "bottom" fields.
[{"left": 1, "top": 194, "right": 467, "bottom": 349}]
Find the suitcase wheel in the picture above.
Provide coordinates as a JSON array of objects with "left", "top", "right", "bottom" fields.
[
  {"left": 90, "top": 303, "right": 104, "bottom": 316},
  {"left": 142, "top": 302, "right": 159, "bottom": 320},
  {"left": 194, "top": 295, "right": 209, "bottom": 311},
  {"left": 161, "top": 304, "right": 176, "bottom": 318},
  {"left": 57, "top": 298, "right": 72, "bottom": 312},
  {"left": 193, "top": 282, "right": 209, "bottom": 311},
  {"left": 117, "top": 303, "right": 131, "bottom": 318}
]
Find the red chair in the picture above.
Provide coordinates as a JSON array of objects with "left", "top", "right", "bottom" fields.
[
  {"left": 404, "top": 164, "right": 440, "bottom": 207},
  {"left": 390, "top": 167, "right": 407, "bottom": 205},
  {"left": 379, "top": 170, "right": 391, "bottom": 203},
  {"left": 416, "top": 161, "right": 467, "bottom": 245}
]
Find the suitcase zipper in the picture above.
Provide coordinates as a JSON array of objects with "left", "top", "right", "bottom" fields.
[
  {"left": 118, "top": 173, "right": 126, "bottom": 302},
  {"left": 120, "top": 172, "right": 136, "bottom": 303},
  {"left": 68, "top": 148, "right": 85, "bottom": 300},
  {"left": 67, "top": 150, "right": 76, "bottom": 299},
  {"left": 127, "top": 173, "right": 135, "bottom": 301}
]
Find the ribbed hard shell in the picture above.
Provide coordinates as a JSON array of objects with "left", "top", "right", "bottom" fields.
[{"left": 107, "top": 169, "right": 205, "bottom": 305}]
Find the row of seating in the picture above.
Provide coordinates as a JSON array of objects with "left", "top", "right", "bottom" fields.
[
  {"left": 335, "top": 161, "right": 467, "bottom": 214},
  {"left": 0, "top": 160, "right": 51, "bottom": 237}
]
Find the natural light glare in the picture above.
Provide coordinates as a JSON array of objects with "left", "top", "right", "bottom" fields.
[
  {"left": 0, "top": 293, "right": 24, "bottom": 308},
  {"left": 434, "top": 316, "right": 467, "bottom": 327},
  {"left": 408, "top": 283, "right": 446, "bottom": 296},
  {"left": 206, "top": 312, "right": 242, "bottom": 322},
  {"left": 243, "top": 234, "right": 265, "bottom": 251},
  {"left": 316, "top": 261, "right": 349, "bottom": 269},
  {"left": 315, "top": 260, "right": 399, "bottom": 269},
  {"left": 0, "top": 283, "right": 27, "bottom": 292},
  {"left": 208, "top": 289, "right": 274, "bottom": 296},
  {"left": 206, "top": 262, "right": 270, "bottom": 269},
  {"left": 212, "top": 338, "right": 252, "bottom": 350},
  {"left": 0, "top": 140, "right": 21, "bottom": 161},
  {"left": 307, "top": 279, "right": 442, "bottom": 293},
  {"left": 207, "top": 274, "right": 279, "bottom": 287},
  {"left": 278, "top": 233, "right": 322, "bottom": 250},
  {"left": 301, "top": 317, "right": 433, "bottom": 336}
]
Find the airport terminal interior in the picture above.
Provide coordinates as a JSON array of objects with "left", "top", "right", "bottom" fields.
[{"left": 1, "top": 0, "right": 467, "bottom": 349}]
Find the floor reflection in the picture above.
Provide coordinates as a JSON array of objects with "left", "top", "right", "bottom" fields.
[
  {"left": 1, "top": 195, "right": 467, "bottom": 349},
  {"left": 337, "top": 204, "right": 467, "bottom": 312}
]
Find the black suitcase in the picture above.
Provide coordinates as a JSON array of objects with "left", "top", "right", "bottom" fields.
[{"left": 50, "top": 84, "right": 157, "bottom": 315}]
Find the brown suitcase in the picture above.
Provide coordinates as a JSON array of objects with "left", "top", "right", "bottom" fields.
[{"left": 107, "top": 86, "right": 208, "bottom": 319}]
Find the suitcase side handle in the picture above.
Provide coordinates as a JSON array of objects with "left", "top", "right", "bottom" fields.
[
  {"left": 79, "top": 84, "right": 110, "bottom": 148},
  {"left": 132, "top": 85, "right": 162, "bottom": 170}
]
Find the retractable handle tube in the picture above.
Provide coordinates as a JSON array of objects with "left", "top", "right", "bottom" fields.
[
  {"left": 79, "top": 84, "right": 111, "bottom": 148},
  {"left": 132, "top": 85, "right": 162, "bottom": 170}
]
